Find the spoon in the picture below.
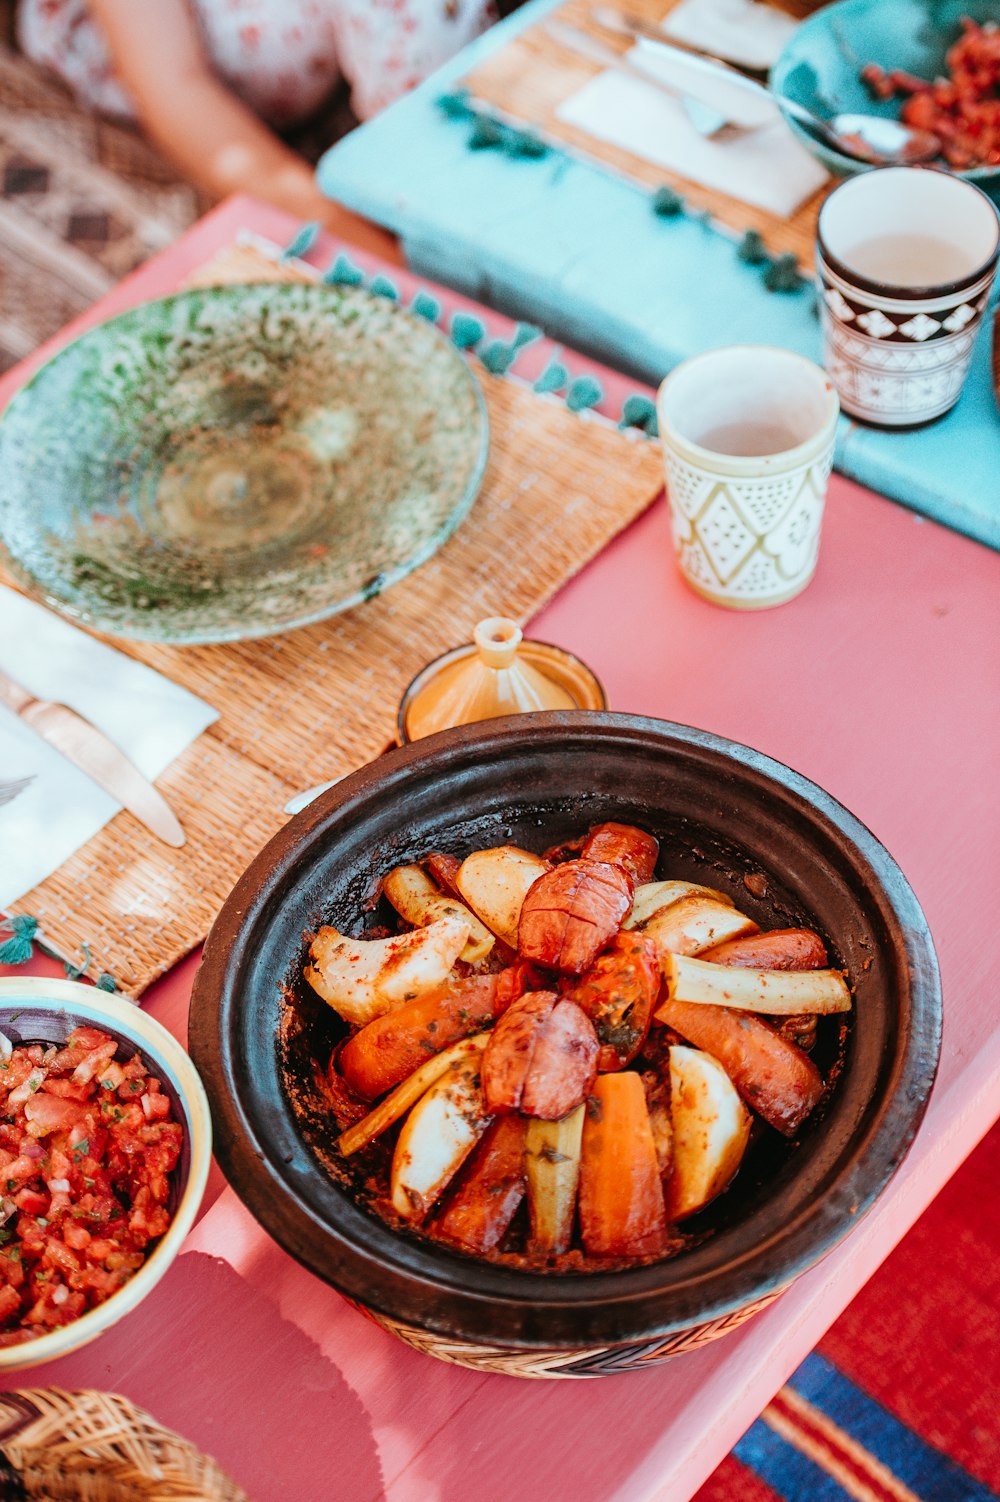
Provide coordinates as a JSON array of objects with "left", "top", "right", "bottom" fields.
[
  {"left": 588, "top": 7, "right": 941, "bottom": 165},
  {"left": 777, "top": 99, "right": 941, "bottom": 166}
]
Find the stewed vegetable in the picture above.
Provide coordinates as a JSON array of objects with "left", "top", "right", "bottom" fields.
[{"left": 303, "top": 821, "right": 851, "bottom": 1269}]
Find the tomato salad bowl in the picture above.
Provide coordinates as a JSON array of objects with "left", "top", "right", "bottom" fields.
[
  {"left": 0, "top": 977, "right": 211, "bottom": 1371},
  {"left": 190, "top": 712, "right": 941, "bottom": 1378}
]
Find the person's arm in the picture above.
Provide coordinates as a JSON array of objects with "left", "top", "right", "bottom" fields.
[{"left": 89, "top": 0, "right": 399, "bottom": 260}]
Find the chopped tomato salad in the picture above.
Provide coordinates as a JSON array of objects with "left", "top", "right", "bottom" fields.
[{"left": 0, "top": 1026, "right": 183, "bottom": 1346}]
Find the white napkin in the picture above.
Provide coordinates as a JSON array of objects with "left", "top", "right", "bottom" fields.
[
  {"left": 557, "top": 40, "right": 829, "bottom": 217},
  {"left": 662, "top": 0, "right": 798, "bottom": 71},
  {"left": 0, "top": 589, "right": 218, "bottom": 908}
]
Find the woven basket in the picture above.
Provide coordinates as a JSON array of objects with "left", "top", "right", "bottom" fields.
[{"left": 0, "top": 1388, "right": 249, "bottom": 1501}]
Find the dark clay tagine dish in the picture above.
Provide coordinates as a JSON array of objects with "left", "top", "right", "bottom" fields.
[{"left": 189, "top": 712, "right": 941, "bottom": 1378}]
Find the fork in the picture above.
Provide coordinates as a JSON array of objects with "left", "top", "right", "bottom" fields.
[{"left": 0, "top": 775, "right": 35, "bottom": 808}]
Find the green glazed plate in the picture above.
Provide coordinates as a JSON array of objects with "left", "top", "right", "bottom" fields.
[{"left": 0, "top": 281, "right": 489, "bottom": 643}]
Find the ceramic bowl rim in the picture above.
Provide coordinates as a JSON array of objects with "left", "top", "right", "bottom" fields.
[
  {"left": 0, "top": 976, "right": 212, "bottom": 1370},
  {"left": 190, "top": 711, "right": 942, "bottom": 1351}
]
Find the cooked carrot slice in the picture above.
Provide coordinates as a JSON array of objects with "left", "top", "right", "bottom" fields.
[
  {"left": 433, "top": 1117, "right": 527, "bottom": 1254},
  {"left": 338, "top": 975, "right": 501, "bottom": 1100},
  {"left": 578, "top": 1073, "right": 668, "bottom": 1258},
  {"left": 562, "top": 931, "right": 661, "bottom": 1071},
  {"left": 655, "top": 996, "right": 824, "bottom": 1137}
]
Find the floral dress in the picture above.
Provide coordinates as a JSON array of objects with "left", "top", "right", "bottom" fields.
[{"left": 17, "top": 0, "right": 494, "bottom": 125}]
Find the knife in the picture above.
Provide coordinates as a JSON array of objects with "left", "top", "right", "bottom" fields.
[
  {"left": 589, "top": 6, "right": 771, "bottom": 80},
  {"left": 546, "top": 19, "right": 730, "bottom": 136},
  {"left": 0, "top": 669, "right": 186, "bottom": 848}
]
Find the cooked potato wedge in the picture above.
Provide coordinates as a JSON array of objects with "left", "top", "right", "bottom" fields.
[
  {"left": 455, "top": 846, "right": 550, "bottom": 947},
  {"left": 663, "top": 954, "right": 852, "bottom": 1015},
  {"left": 525, "top": 1104, "right": 585, "bottom": 1255},
  {"left": 623, "top": 881, "right": 733, "bottom": 931},
  {"left": 390, "top": 1053, "right": 492, "bottom": 1222},
  {"left": 338, "top": 1034, "right": 489, "bottom": 1157},
  {"left": 642, "top": 895, "right": 757, "bottom": 960},
  {"left": 305, "top": 913, "right": 470, "bottom": 1026},
  {"left": 383, "top": 863, "right": 495, "bottom": 964},
  {"left": 666, "top": 1045, "right": 750, "bottom": 1220}
]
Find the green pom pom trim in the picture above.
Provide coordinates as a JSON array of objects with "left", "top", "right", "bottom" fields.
[
  {"left": 763, "top": 253, "right": 806, "bottom": 293},
  {"left": 652, "top": 186, "right": 685, "bottom": 217},
  {"left": 512, "top": 323, "right": 542, "bottom": 349},
  {"left": 323, "top": 253, "right": 365, "bottom": 287},
  {"left": 96, "top": 972, "right": 118, "bottom": 993},
  {"left": 450, "top": 312, "right": 486, "bottom": 349},
  {"left": 437, "top": 88, "right": 476, "bottom": 120},
  {"left": 0, "top": 915, "right": 37, "bottom": 966},
  {"left": 63, "top": 943, "right": 91, "bottom": 982},
  {"left": 280, "top": 222, "right": 320, "bottom": 262},
  {"left": 566, "top": 376, "right": 604, "bottom": 412},
  {"left": 506, "top": 128, "right": 549, "bottom": 159},
  {"left": 737, "top": 229, "right": 770, "bottom": 266},
  {"left": 412, "top": 290, "right": 441, "bottom": 322},
  {"left": 534, "top": 359, "right": 569, "bottom": 395},
  {"left": 620, "top": 394, "right": 659, "bottom": 436},
  {"left": 369, "top": 274, "right": 399, "bottom": 301},
  {"left": 479, "top": 340, "right": 516, "bottom": 375},
  {"left": 469, "top": 115, "right": 506, "bottom": 151}
]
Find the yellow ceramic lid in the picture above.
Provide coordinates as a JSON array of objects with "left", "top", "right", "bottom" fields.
[{"left": 398, "top": 617, "right": 607, "bottom": 743}]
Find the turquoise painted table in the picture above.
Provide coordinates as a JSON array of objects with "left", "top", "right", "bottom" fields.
[{"left": 317, "top": 0, "right": 1000, "bottom": 551}]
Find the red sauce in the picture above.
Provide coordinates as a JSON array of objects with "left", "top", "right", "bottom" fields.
[{"left": 0, "top": 1025, "right": 183, "bottom": 1346}]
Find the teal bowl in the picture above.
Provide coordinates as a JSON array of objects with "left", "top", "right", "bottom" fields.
[{"left": 772, "top": 0, "right": 1000, "bottom": 184}]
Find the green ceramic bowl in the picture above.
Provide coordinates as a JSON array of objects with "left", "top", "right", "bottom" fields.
[
  {"left": 0, "top": 282, "right": 489, "bottom": 643},
  {"left": 772, "top": 0, "right": 1000, "bottom": 184}
]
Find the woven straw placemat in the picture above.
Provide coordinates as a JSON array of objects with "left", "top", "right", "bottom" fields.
[
  {"left": 3, "top": 241, "right": 664, "bottom": 995},
  {"left": 462, "top": 0, "right": 829, "bottom": 268}
]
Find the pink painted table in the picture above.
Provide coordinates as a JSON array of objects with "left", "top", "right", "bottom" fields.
[{"left": 3, "top": 196, "right": 1000, "bottom": 1502}]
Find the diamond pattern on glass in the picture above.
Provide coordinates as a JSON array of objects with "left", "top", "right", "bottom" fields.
[
  {"left": 692, "top": 487, "right": 757, "bottom": 586},
  {"left": 942, "top": 304, "right": 976, "bottom": 332},
  {"left": 857, "top": 309, "right": 895, "bottom": 338},
  {"left": 898, "top": 313, "right": 941, "bottom": 342},
  {"left": 824, "top": 287, "right": 855, "bottom": 322},
  {"left": 666, "top": 456, "right": 713, "bottom": 520}
]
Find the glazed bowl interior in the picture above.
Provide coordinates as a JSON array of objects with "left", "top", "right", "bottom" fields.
[
  {"left": 190, "top": 713, "right": 940, "bottom": 1351},
  {"left": 772, "top": 0, "right": 1000, "bottom": 183},
  {"left": 0, "top": 977, "right": 212, "bottom": 1371}
]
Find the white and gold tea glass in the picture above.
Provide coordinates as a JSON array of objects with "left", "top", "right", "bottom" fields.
[
  {"left": 656, "top": 345, "right": 839, "bottom": 610},
  {"left": 817, "top": 166, "right": 1000, "bottom": 427}
]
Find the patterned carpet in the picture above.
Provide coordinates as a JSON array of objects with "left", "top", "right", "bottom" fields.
[
  {"left": 696, "top": 1117, "right": 1000, "bottom": 1502},
  {"left": 0, "top": 41, "right": 212, "bottom": 373}
]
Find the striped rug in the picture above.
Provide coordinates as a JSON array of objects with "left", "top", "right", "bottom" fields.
[{"left": 697, "top": 1118, "right": 1000, "bottom": 1502}]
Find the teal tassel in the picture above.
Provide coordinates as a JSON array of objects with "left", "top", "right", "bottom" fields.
[
  {"left": 533, "top": 359, "right": 568, "bottom": 394},
  {"left": 737, "top": 229, "right": 770, "bottom": 266},
  {"left": 505, "top": 128, "right": 549, "bottom": 159},
  {"left": 412, "top": 290, "right": 441, "bottom": 322},
  {"left": 763, "top": 253, "right": 806, "bottom": 293},
  {"left": 0, "top": 914, "right": 38, "bottom": 966},
  {"left": 512, "top": 323, "right": 542, "bottom": 349},
  {"left": 280, "top": 222, "right": 320, "bottom": 262},
  {"left": 369, "top": 274, "right": 399, "bottom": 301},
  {"left": 566, "top": 375, "right": 604, "bottom": 412},
  {"left": 620, "top": 394, "right": 659, "bottom": 436},
  {"left": 63, "top": 943, "right": 92, "bottom": 982},
  {"left": 450, "top": 312, "right": 486, "bottom": 349},
  {"left": 323, "top": 252, "right": 365, "bottom": 287},
  {"left": 469, "top": 115, "right": 506, "bottom": 151},
  {"left": 479, "top": 340, "right": 516, "bottom": 375},
  {"left": 652, "top": 186, "right": 685, "bottom": 217},
  {"left": 96, "top": 972, "right": 117, "bottom": 993},
  {"left": 437, "top": 88, "right": 476, "bottom": 120}
]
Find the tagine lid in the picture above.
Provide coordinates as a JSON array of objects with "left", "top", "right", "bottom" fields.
[{"left": 398, "top": 617, "right": 607, "bottom": 743}]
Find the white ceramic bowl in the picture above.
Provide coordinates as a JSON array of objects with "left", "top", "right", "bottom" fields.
[{"left": 0, "top": 977, "right": 211, "bottom": 1371}]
